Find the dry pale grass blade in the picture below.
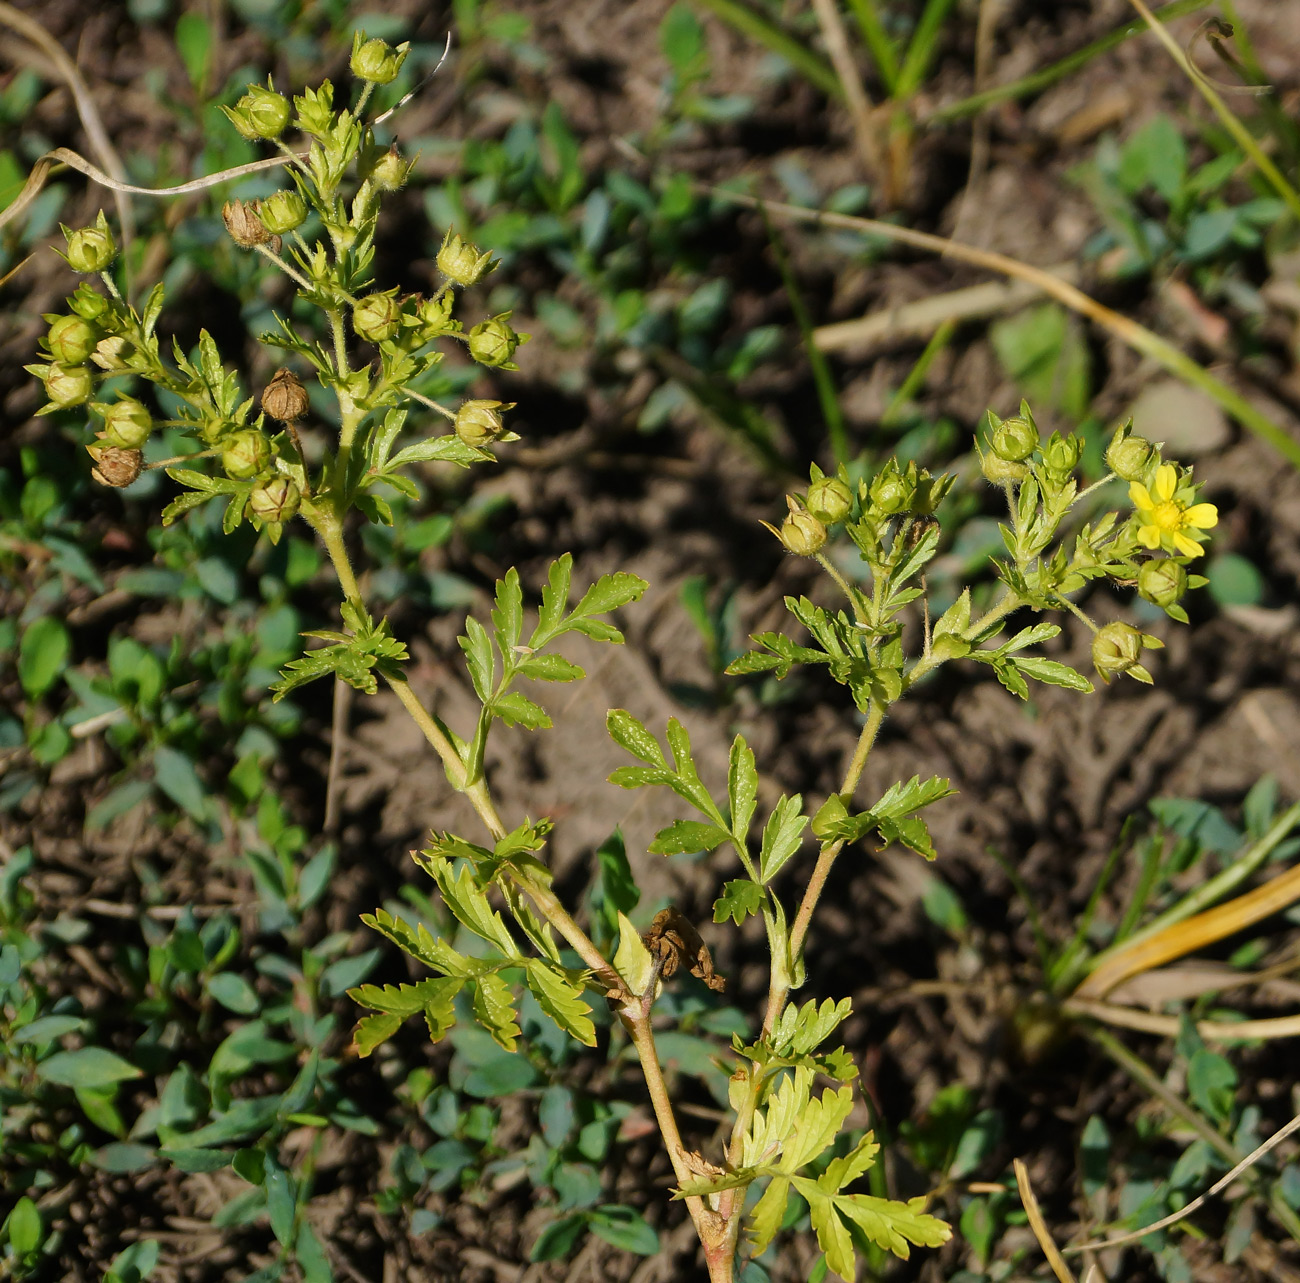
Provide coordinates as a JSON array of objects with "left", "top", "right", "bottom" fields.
[
  {"left": 1064, "top": 997, "right": 1300, "bottom": 1042},
  {"left": 0, "top": 146, "right": 302, "bottom": 238},
  {"left": 1074, "top": 859, "right": 1300, "bottom": 999},
  {"left": 708, "top": 186, "right": 1300, "bottom": 469},
  {"left": 1062, "top": 1109, "right": 1300, "bottom": 1254},
  {"left": 0, "top": 2, "right": 134, "bottom": 249},
  {"left": 1013, "top": 1158, "right": 1076, "bottom": 1283},
  {"left": 814, "top": 261, "right": 1079, "bottom": 352},
  {"left": 0, "top": 252, "right": 33, "bottom": 289},
  {"left": 808, "top": 0, "right": 886, "bottom": 191}
]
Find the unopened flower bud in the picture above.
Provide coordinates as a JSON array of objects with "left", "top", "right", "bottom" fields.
[
  {"left": 260, "top": 190, "right": 307, "bottom": 235},
  {"left": 1042, "top": 431, "right": 1083, "bottom": 476},
  {"left": 44, "top": 364, "right": 94, "bottom": 408},
  {"left": 63, "top": 213, "right": 116, "bottom": 273},
  {"left": 369, "top": 145, "right": 413, "bottom": 191},
  {"left": 237, "top": 85, "right": 291, "bottom": 139},
  {"left": 100, "top": 398, "right": 152, "bottom": 450},
  {"left": 1106, "top": 421, "right": 1153, "bottom": 483},
  {"left": 222, "top": 430, "right": 272, "bottom": 479},
  {"left": 454, "top": 400, "right": 511, "bottom": 448},
  {"left": 352, "top": 292, "right": 402, "bottom": 343},
  {"left": 1137, "top": 558, "right": 1188, "bottom": 609},
  {"left": 770, "top": 497, "right": 826, "bottom": 557},
  {"left": 1091, "top": 621, "right": 1162, "bottom": 684},
  {"left": 69, "top": 283, "right": 110, "bottom": 320},
  {"left": 91, "top": 336, "right": 131, "bottom": 371},
  {"left": 261, "top": 368, "right": 310, "bottom": 422},
  {"left": 437, "top": 231, "right": 494, "bottom": 287},
  {"left": 806, "top": 475, "right": 852, "bottom": 524},
  {"left": 222, "top": 199, "right": 273, "bottom": 249},
  {"left": 980, "top": 447, "right": 1029, "bottom": 485},
  {"left": 991, "top": 415, "right": 1038, "bottom": 462},
  {"left": 416, "top": 290, "right": 456, "bottom": 337},
  {"left": 247, "top": 477, "right": 300, "bottom": 524},
  {"left": 868, "top": 463, "right": 914, "bottom": 516},
  {"left": 350, "top": 34, "right": 407, "bottom": 85},
  {"left": 467, "top": 315, "right": 523, "bottom": 368},
  {"left": 88, "top": 444, "right": 144, "bottom": 488},
  {"left": 46, "top": 314, "right": 99, "bottom": 365}
]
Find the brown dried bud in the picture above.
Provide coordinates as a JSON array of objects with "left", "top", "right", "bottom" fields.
[
  {"left": 222, "top": 199, "right": 276, "bottom": 250},
  {"left": 88, "top": 444, "right": 144, "bottom": 488},
  {"left": 261, "top": 368, "right": 310, "bottom": 422}
]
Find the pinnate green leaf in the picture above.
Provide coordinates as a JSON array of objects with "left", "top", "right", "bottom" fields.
[
  {"left": 606, "top": 710, "right": 666, "bottom": 766},
  {"left": 649, "top": 819, "right": 729, "bottom": 856},
  {"left": 759, "top": 795, "right": 807, "bottom": 881},
  {"left": 525, "top": 960, "right": 596, "bottom": 1046},
  {"left": 472, "top": 971, "right": 522, "bottom": 1051},
  {"left": 714, "top": 879, "right": 763, "bottom": 925}
]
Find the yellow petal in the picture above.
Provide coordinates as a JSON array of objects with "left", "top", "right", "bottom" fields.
[
  {"left": 1183, "top": 502, "right": 1218, "bottom": 529},
  {"left": 1138, "top": 524, "right": 1162, "bottom": 549},
  {"left": 1172, "top": 531, "right": 1203, "bottom": 557},
  {"left": 1154, "top": 464, "right": 1177, "bottom": 502},
  {"left": 1129, "top": 481, "right": 1153, "bottom": 509}
]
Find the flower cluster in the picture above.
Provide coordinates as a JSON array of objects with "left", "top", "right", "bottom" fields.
[{"left": 30, "top": 39, "right": 529, "bottom": 550}]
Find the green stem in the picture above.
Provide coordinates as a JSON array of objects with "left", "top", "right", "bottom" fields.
[
  {"left": 1086, "top": 1025, "right": 1300, "bottom": 1242},
  {"left": 814, "top": 551, "right": 868, "bottom": 625},
  {"left": 692, "top": 0, "right": 841, "bottom": 99},
  {"left": 894, "top": 0, "right": 957, "bottom": 99},
  {"left": 1128, "top": 0, "right": 1300, "bottom": 224},
  {"left": 255, "top": 242, "right": 315, "bottom": 293}
]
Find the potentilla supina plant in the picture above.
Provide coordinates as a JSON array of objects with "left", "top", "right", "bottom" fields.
[{"left": 26, "top": 46, "right": 1221, "bottom": 1283}]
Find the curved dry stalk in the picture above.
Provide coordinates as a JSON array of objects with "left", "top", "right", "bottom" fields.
[
  {"left": 0, "top": 2, "right": 134, "bottom": 252},
  {"left": 0, "top": 146, "right": 303, "bottom": 238},
  {"left": 1063, "top": 1109, "right": 1300, "bottom": 1254},
  {"left": 1013, "top": 1158, "right": 1076, "bottom": 1283},
  {"left": 708, "top": 186, "right": 1300, "bottom": 470}
]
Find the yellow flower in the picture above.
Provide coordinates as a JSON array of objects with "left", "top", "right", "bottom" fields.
[{"left": 1128, "top": 464, "right": 1218, "bottom": 558}]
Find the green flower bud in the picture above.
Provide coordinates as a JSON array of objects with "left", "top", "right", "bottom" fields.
[
  {"left": 229, "top": 85, "right": 291, "bottom": 139},
  {"left": 1105, "top": 420, "right": 1153, "bottom": 483},
  {"left": 806, "top": 475, "right": 852, "bottom": 525},
  {"left": 415, "top": 290, "right": 456, "bottom": 338},
  {"left": 100, "top": 398, "right": 152, "bottom": 450},
  {"left": 979, "top": 447, "right": 1029, "bottom": 485},
  {"left": 87, "top": 444, "right": 144, "bottom": 488},
  {"left": 293, "top": 81, "right": 335, "bottom": 137},
  {"left": 1137, "top": 558, "right": 1188, "bottom": 609},
  {"left": 68, "top": 283, "right": 110, "bottom": 320},
  {"left": 1091, "top": 621, "right": 1162, "bottom": 685},
  {"left": 260, "top": 190, "right": 307, "bottom": 235},
  {"left": 437, "top": 231, "right": 495, "bottom": 287},
  {"left": 868, "top": 461, "right": 914, "bottom": 516},
  {"left": 46, "top": 314, "right": 99, "bottom": 365},
  {"left": 1042, "top": 431, "right": 1082, "bottom": 476},
  {"left": 369, "top": 145, "right": 414, "bottom": 192},
  {"left": 247, "top": 477, "right": 301, "bottom": 524},
  {"left": 43, "top": 364, "right": 94, "bottom": 408},
  {"left": 991, "top": 415, "right": 1038, "bottom": 462},
  {"left": 766, "top": 497, "right": 826, "bottom": 557},
  {"left": 222, "top": 430, "right": 272, "bottom": 480},
  {"left": 350, "top": 33, "right": 408, "bottom": 85},
  {"left": 63, "top": 213, "right": 116, "bottom": 273},
  {"left": 352, "top": 292, "right": 401, "bottom": 343},
  {"left": 454, "top": 399, "right": 513, "bottom": 448},
  {"left": 467, "top": 314, "right": 523, "bottom": 368}
]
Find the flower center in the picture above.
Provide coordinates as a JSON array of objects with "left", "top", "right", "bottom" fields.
[{"left": 1151, "top": 499, "right": 1183, "bottom": 532}]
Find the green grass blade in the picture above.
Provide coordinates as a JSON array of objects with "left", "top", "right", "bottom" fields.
[
  {"left": 881, "top": 319, "right": 955, "bottom": 428},
  {"left": 925, "top": 0, "right": 1210, "bottom": 124},
  {"left": 894, "top": 0, "right": 958, "bottom": 100},
  {"left": 845, "top": 0, "right": 900, "bottom": 95},
  {"left": 693, "top": 0, "right": 843, "bottom": 99},
  {"left": 762, "top": 207, "right": 850, "bottom": 468}
]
